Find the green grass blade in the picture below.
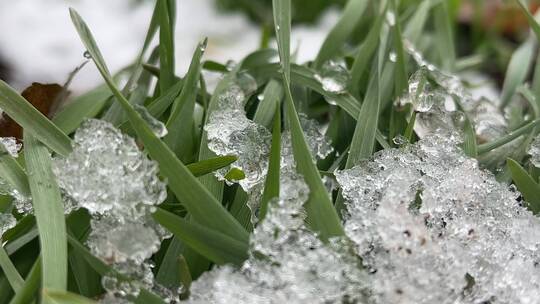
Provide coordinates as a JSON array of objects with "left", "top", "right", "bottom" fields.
[
  {"left": 0, "top": 246, "right": 24, "bottom": 293},
  {"left": 390, "top": 0, "right": 407, "bottom": 95},
  {"left": 260, "top": 106, "right": 281, "bottom": 221},
  {"left": 478, "top": 119, "right": 540, "bottom": 154},
  {"left": 24, "top": 132, "right": 67, "bottom": 291},
  {"left": 69, "top": 8, "right": 248, "bottom": 242},
  {"left": 186, "top": 155, "right": 238, "bottom": 177},
  {"left": 403, "top": 0, "right": 431, "bottom": 43},
  {"left": 158, "top": 0, "right": 176, "bottom": 92},
  {"left": 155, "top": 237, "right": 183, "bottom": 287},
  {"left": 273, "top": 0, "right": 344, "bottom": 240},
  {"left": 0, "top": 80, "right": 72, "bottom": 156},
  {"left": 9, "top": 259, "right": 40, "bottom": 304},
  {"left": 507, "top": 158, "right": 540, "bottom": 214},
  {"left": 517, "top": 0, "right": 540, "bottom": 41},
  {"left": 43, "top": 290, "right": 96, "bottom": 304},
  {"left": 433, "top": 0, "right": 456, "bottom": 70},
  {"left": 253, "top": 80, "right": 283, "bottom": 128},
  {"left": 164, "top": 39, "right": 206, "bottom": 159},
  {"left": 52, "top": 84, "right": 111, "bottom": 135},
  {"left": 153, "top": 209, "right": 248, "bottom": 265},
  {"left": 315, "top": 0, "right": 368, "bottom": 67},
  {"left": 500, "top": 38, "right": 535, "bottom": 108},
  {"left": 0, "top": 145, "right": 30, "bottom": 198}
]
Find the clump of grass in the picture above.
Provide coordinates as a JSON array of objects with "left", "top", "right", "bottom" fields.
[{"left": 1, "top": 0, "right": 540, "bottom": 303}]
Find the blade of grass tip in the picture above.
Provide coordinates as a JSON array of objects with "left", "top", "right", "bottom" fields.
[
  {"left": 153, "top": 208, "right": 248, "bottom": 265},
  {"left": 0, "top": 80, "right": 72, "bottom": 156},
  {"left": 43, "top": 290, "right": 96, "bottom": 304},
  {"left": 186, "top": 155, "right": 238, "bottom": 177},
  {"left": 507, "top": 158, "right": 540, "bottom": 214},
  {"left": 0, "top": 246, "right": 24, "bottom": 293},
  {"left": 273, "top": 0, "right": 344, "bottom": 240},
  {"left": 164, "top": 38, "right": 206, "bottom": 159},
  {"left": 155, "top": 237, "right": 183, "bottom": 287},
  {"left": 178, "top": 255, "right": 192, "bottom": 300},
  {"left": 69, "top": 8, "right": 248, "bottom": 243},
  {"left": 517, "top": 0, "right": 540, "bottom": 41},
  {"left": 24, "top": 131, "right": 68, "bottom": 292},
  {"left": 158, "top": 0, "right": 175, "bottom": 92},
  {"left": 478, "top": 118, "right": 540, "bottom": 154},
  {"left": 314, "top": 0, "right": 369, "bottom": 68},
  {"left": 259, "top": 106, "right": 281, "bottom": 221},
  {"left": 9, "top": 258, "right": 40, "bottom": 304},
  {"left": 499, "top": 38, "right": 535, "bottom": 109},
  {"left": 52, "top": 84, "right": 111, "bottom": 134},
  {"left": 349, "top": 3, "right": 386, "bottom": 97},
  {"left": 433, "top": 0, "right": 456, "bottom": 71},
  {"left": 0, "top": 145, "right": 30, "bottom": 198}
]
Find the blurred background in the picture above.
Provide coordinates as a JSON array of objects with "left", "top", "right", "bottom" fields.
[{"left": 0, "top": 0, "right": 538, "bottom": 94}]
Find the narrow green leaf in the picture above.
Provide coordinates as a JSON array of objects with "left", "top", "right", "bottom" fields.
[
  {"left": 9, "top": 258, "right": 40, "bottom": 304},
  {"left": 0, "top": 144, "right": 30, "bottom": 198},
  {"left": 273, "top": 0, "right": 344, "bottom": 240},
  {"left": 186, "top": 155, "right": 238, "bottom": 177},
  {"left": 253, "top": 80, "right": 283, "bottom": 128},
  {"left": 433, "top": 0, "right": 456, "bottom": 70},
  {"left": 158, "top": 0, "right": 175, "bottom": 92},
  {"left": 43, "top": 289, "right": 96, "bottom": 304},
  {"left": 507, "top": 158, "right": 540, "bottom": 214},
  {"left": 478, "top": 119, "right": 540, "bottom": 154},
  {"left": 0, "top": 80, "right": 72, "bottom": 156},
  {"left": 153, "top": 209, "right": 249, "bottom": 265},
  {"left": 403, "top": 0, "right": 431, "bottom": 43},
  {"left": 164, "top": 38, "right": 206, "bottom": 159},
  {"left": 53, "top": 84, "right": 111, "bottom": 135},
  {"left": 24, "top": 132, "right": 68, "bottom": 291},
  {"left": 260, "top": 106, "right": 281, "bottom": 221},
  {"left": 69, "top": 8, "right": 248, "bottom": 242},
  {"left": 390, "top": 0, "right": 407, "bottom": 95},
  {"left": 315, "top": 0, "right": 368, "bottom": 67},
  {"left": 500, "top": 38, "right": 535, "bottom": 108},
  {"left": 224, "top": 168, "right": 246, "bottom": 182},
  {"left": 517, "top": 0, "right": 540, "bottom": 41},
  {"left": 0, "top": 246, "right": 24, "bottom": 292}
]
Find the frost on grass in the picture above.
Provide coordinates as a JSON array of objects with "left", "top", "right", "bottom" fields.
[
  {"left": 528, "top": 134, "right": 540, "bottom": 167},
  {"left": 336, "top": 133, "right": 540, "bottom": 303},
  {"left": 314, "top": 60, "right": 349, "bottom": 94},
  {"left": 399, "top": 44, "right": 507, "bottom": 144},
  {"left": 205, "top": 76, "right": 333, "bottom": 223},
  {"left": 0, "top": 137, "right": 21, "bottom": 157},
  {"left": 0, "top": 212, "right": 16, "bottom": 237},
  {"left": 52, "top": 119, "right": 174, "bottom": 303}
]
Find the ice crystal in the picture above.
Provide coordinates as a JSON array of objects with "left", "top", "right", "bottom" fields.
[
  {"left": 336, "top": 133, "right": 540, "bottom": 303},
  {"left": 0, "top": 137, "right": 21, "bottom": 157},
  {"left": 314, "top": 60, "right": 349, "bottom": 94},
  {"left": 134, "top": 104, "right": 168, "bottom": 138},
  {"left": 0, "top": 212, "right": 16, "bottom": 237},
  {"left": 528, "top": 134, "right": 540, "bottom": 167},
  {"left": 52, "top": 119, "right": 167, "bottom": 220}
]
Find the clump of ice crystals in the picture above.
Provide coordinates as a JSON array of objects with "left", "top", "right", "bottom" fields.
[
  {"left": 528, "top": 134, "right": 540, "bottom": 167},
  {"left": 204, "top": 78, "right": 333, "bottom": 223},
  {"left": 336, "top": 133, "right": 540, "bottom": 303},
  {"left": 52, "top": 119, "right": 166, "bottom": 220},
  {"left": 0, "top": 137, "right": 22, "bottom": 157},
  {"left": 52, "top": 119, "right": 172, "bottom": 303},
  {"left": 314, "top": 60, "right": 349, "bottom": 94}
]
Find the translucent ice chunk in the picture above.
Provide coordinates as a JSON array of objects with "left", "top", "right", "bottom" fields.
[
  {"left": 0, "top": 212, "right": 16, "bottom": 237},
  {"left": 52, "top": 119, "right": 166, "bottom": 220},
  {"left": 0, "top": 137, "right": 21, "bottom": 157},
  {"left": 314, "top": 60, "right": 349, "bottom": 94},
  {"left": 528, "top": 134, "right": 540, "bottom": 168},
  {"left": 134, "top": 104, "right": 168, "bottom": 138}
]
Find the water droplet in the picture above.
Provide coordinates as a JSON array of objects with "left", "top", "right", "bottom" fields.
[
  {"left": 389, "top": 51, "right": 397, "bottom": 63},
  {"left": 315, "top": 60, "right": 350, "bottom": 94},
  {"left": 133, "top": 104, "right": 168, "bottom": 138},
  {"left": 226, "top": 60, "right": 237, "bottom": 71},
  {"left": 386, "top": 11, "right": 396, "bottom": 26},
  {"left": 83, "top": 50, "right": 91, "bottom": 59},
  {"left": 392, "top": 135, "right": 408, "bottom": 146}
]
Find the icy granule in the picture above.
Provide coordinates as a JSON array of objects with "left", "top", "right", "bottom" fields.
[
  {"left": 336, "top": 133, "right": 540, "bottom": 303},
  {"left": 187, "top": 184, "right": 368, "bottom": 304},
  {"left": 52, "top": 119, "right": 171, "bottom": 303},
  {"left": 397, "top": 67, "right": 507, "bottom": 143},
  {"left": 52, "top": 119, "right": 166, "bottom": 220},
  {"left": 134, "top": 104, "right": 168, "bottom": 138},
  {"left": 0, "top": 212, "right": 16, "bottom": 237},
  {"left": 528, "top": 134, "right": 540, "bottom": 167},
  {"left": 205, "top": 78, "right": 333, "bottom": 223},
  {"left": 314, "top": 60, "right": 349, "bottom": 94},
  {"left": 0, "top": 137, "right": 21, "bottom": 157}
]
